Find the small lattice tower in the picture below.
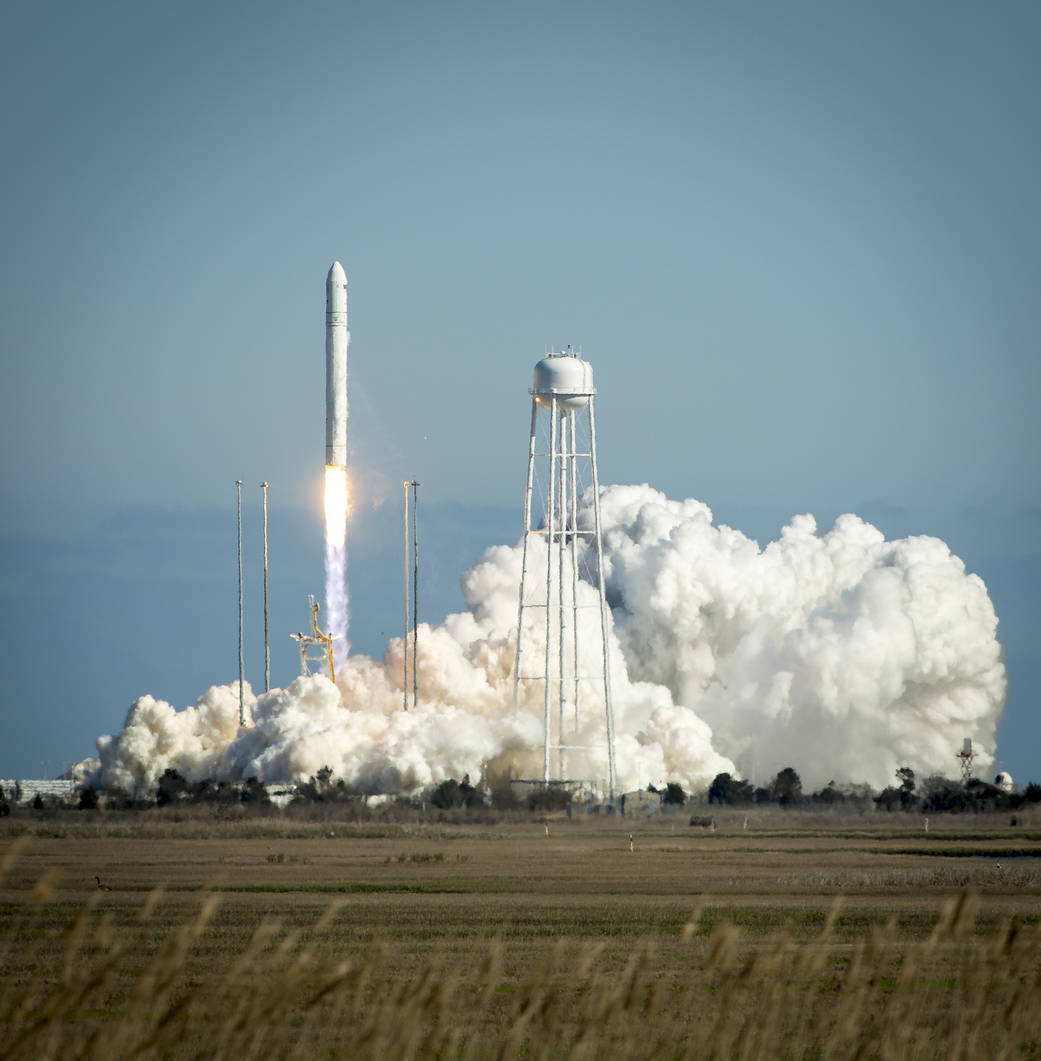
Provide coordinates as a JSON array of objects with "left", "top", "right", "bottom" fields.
[{"left": 956, "top": 737, "right": 979, "bottom": 783}]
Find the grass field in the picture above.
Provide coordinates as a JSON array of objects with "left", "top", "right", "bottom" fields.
[{"left": 3, "top": 808, "right": 1041, "bottom": 1058}]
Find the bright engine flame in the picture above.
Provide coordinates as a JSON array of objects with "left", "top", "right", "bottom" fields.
[{"left": 324, "top": 465, "right": 348, "bottom": 547}]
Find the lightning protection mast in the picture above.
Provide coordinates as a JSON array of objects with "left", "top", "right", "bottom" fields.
[
  {"left": 403, "top": 479, "right": 420, "bottom": 709},
  {"left": 236, "top": 479, "right": 245, "bottom": 727},
  {"left": 261, "top": 481, "right": 270, "bottom": 693},
  {"left": 513, "top": 350, "right": 617, "bottom": 800}
]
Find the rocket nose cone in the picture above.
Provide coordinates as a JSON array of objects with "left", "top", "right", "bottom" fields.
[{"left": 327, "top": 261, "right": 346, "bottom": 284}]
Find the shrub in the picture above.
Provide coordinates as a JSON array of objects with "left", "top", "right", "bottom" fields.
[
  {"left": 294, "top": 766, "right": 358, "bottom": 804},
  {"left": 156, "top": 768, "right": 192, "bottom": 807},
  {"left": 487, "top": 780, "right": 523, "bottom": 811},
  {"left": 921, "top": 777, "right": 971, "bottom": 813},
  {"left": 430, "top": 775, "right": 478, "bottom": 810},
  {"left": 707, "top": 773, "right": 731, "bottom": 805},
  {"left": 812, "top": 781, "right": 846, "bottom": 806},
  {"left": 240, "top": 777, "right": 271, "bottom": 806},
  {"left": 769, "top": 767, "right": 803, "bottom": 807},
  {"left": 709, "top": 773, "right": 755, "bottom": 805}
]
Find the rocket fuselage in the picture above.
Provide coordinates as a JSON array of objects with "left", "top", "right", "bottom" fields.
[{"left": 325, "top": 261, "right": 349, "bottom": 467}]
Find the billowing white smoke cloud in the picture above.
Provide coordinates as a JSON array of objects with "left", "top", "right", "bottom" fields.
[
  {"left": 76, "top": 485, "right": 1005, "bottom": 796},
  {"left": 594, "top": 486, "right": 1006, "bottom": 790}
]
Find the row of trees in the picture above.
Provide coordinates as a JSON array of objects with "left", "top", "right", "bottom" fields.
[
  {"left": 53, "top": 772, "right": 274, "bottom": 813},
  {"left": 707, "top": 767, "right": 1041, "bottom": 813},
  {"left": 9, "top": 767, "right": 1041, "bottom": 817},
  {"left": 708, "top": 767, "right": 810, "bottom": 807}
]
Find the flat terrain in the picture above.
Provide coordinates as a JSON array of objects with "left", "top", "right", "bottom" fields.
[{"left": 3, "top": 809, "right": 1041, "bottom": 1057}]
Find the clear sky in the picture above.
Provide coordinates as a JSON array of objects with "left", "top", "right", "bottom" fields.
[{"left": 1, "top": 1, "right": 1038, "bottom": 782}]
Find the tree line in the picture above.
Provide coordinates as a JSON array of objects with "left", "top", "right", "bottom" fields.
[
  {"left": 706, "top": 767, "right": 1041, "bottom": 814},
  {"left": 5, "top": 766, "right": 1039, "bottom": 817}
]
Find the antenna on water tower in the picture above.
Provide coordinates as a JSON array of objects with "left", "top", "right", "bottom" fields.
[{"left": 513, "top": 349, "right": 617, "bottom": 800}]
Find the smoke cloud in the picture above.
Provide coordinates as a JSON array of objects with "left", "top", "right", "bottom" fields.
[
  {"left": 594, "top": 486, "right": 1005, "bottom": 791},
  {"left": 75, "top": 484, "right": 1005, "bottom": 796}
]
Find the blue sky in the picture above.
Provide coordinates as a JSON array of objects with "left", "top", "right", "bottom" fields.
[{"left": 1, "top": 1, "right": 1038, "bottom": 782}]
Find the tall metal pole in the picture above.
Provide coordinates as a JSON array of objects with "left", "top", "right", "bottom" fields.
[
  {"left": 402, "top": 481, "right": 410, "bottom": 711},
  {"left": 588, "top": 400, "right": 617, "bottom": 800},
  {"left": 513, "top": 400, "right": 539, "bottom": 706},
  {"left": 236, "top": 479, "right": 244, "bottom": 727},
  {"left": 411, "top": 479, "right": 420, "bottom": 709},
  {"left": 261, "top": 481, "right": 270, "bottom": 694}
]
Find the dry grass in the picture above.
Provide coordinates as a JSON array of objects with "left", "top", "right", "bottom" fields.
[{"left": 3, "top": 816, "right": 1041, "bottom": 1058}]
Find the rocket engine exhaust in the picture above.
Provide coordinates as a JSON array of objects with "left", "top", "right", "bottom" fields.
[{"left": 324, "top": 261, "right": 350, "bottom": 668}]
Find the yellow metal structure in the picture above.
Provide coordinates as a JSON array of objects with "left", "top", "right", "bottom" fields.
[{"left": 311, "top": 599, "right": 336, "bottom": 682}]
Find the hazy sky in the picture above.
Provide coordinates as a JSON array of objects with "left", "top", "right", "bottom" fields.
[{"left": 1, "top": 1, "right": 1038, "bottom": 782}]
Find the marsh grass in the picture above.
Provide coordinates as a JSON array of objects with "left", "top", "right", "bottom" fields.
[{"left": 3, "top": 839, "right": 1041, "bottom": 1059}]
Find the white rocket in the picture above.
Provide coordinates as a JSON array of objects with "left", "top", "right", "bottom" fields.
[{"left": 325, "top": 261, "right": 349, "bottom": 467}]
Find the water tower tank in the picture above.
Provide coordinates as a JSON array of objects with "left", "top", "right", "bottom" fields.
[{"left": 532, "top": 352, "right": 594, "bottom": 411}]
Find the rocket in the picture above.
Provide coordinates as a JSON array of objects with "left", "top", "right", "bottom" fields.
[{"left": 325, "top": 261, "right": 349, "bottom": 467}]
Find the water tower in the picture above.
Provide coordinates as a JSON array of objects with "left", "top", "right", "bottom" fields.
[{"left": 513, "top": 350, "right": 618, "bottom": 799}]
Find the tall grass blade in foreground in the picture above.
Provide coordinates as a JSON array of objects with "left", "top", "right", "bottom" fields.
[{"left": 2, "top": 878, "right": 1041, "bottom": 1059}]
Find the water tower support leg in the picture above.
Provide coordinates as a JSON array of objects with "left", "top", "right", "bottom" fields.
[
  {"left": 514, "top": 399, "right": 538, "bottom": 707},
  {"left": 589, "top": 398, "right": 617, "bottom": 800},
  {"left": 569, "top": 411, "right": 581, "bottom": 734},
  {"left": 558, "top": 409, "right": 568, "bottom": 780},
  {"left": 544, "top": 398, "right": 558, "bottom": 784}
]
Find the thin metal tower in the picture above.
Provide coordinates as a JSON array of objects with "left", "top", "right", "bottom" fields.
[
  {"left": 261, "top": 481, "right": 270, "bottom": 693},
  {"left": 513, "top": 351, "right": 617, "bottom": 799},
  {"left": 957, "top": 737, "right": 979, "bottom": 783},
  {"left": 402, "top": 479, "right": 420, "bottom": 709},
  {"left": 412, "top": 479, "right": 419, "bottom": 709},
  {"left": 403, "top": 482, "right": 410, "bottom": 712},
  {"left": 236, "top": 479, "right": 245, "bottom": 727}
]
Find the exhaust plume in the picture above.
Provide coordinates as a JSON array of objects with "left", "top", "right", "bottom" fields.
[
  {"left": 324, "top": 464, "right": 350, "bottom": 668},
  {"left": 75, "top": 484, "right": 1005, "bottom": 796}
]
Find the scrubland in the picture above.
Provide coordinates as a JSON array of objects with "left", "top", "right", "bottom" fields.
[{"left": 2, "top": 808, "right": 1040, "bottom": 1058}]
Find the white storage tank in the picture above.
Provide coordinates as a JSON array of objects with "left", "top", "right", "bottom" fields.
[{"left": 532, "top": 352, "right": 594, "bottom": 411}]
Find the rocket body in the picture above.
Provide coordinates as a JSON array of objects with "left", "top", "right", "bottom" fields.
[{"left": 325, "top": 261, "right": 349, "bottom": 467}]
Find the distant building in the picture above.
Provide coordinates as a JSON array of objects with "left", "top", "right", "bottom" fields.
[
  {"left": 0, "top": 779, "right": 77, "bottom": 804},
  {"left": 264, "top": 784, "right": 297, "bottom": 808}
]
